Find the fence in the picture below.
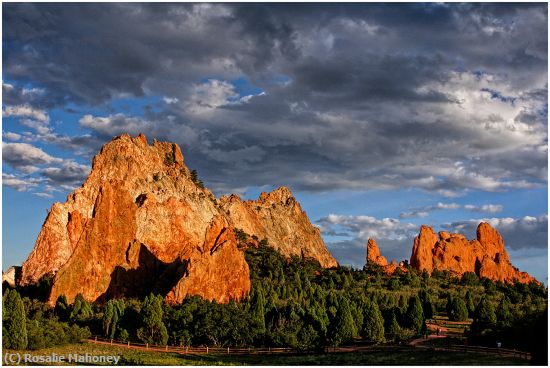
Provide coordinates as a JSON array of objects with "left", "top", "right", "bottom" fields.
[
  {"left": 415, "top": 343, "right": 531, "bottom": 360},
  {"left": 89, "top": 336, "right": 531, "bottom": 360},
  {"left": 89, "top": 336, "right": 296, "bottom": 355}
]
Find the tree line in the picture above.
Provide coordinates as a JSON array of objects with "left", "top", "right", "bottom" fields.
[{"left": 3, "top": 243, "right": 547, "bottom": 363}]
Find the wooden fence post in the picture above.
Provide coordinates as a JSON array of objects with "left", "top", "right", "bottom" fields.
[
  {"left": 206, "top": 346, "right": 209, "bottom": 354},
  {"left": 146, "top": 343, "right": 149, "bottom": 350},
  {"left": 227, "top": 346, "right": 230, "bottom": 354},
  {"left": 186, "top": 346, "right": 189, "bottom": 354},
  {"left": 166, "top": 345, "right": 168, "bottom": 351},
  {"left": 127, "top": 341, "right": 130, "bottom": 347},
  {"left": 94, "top": 336, "right": 97, "bottom": 344},
  {"left": 110, "top": 339, "right": 113, "bottom": 345}
]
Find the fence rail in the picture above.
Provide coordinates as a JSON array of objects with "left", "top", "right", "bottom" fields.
[
  {"left": 88, "top": 336, "right": 296, "bottom": 355},
  {"left": 89, "top": 336, "right": 531, "bottom": 360},
  {"left": 415, "top": 342, "right": 531, "bottom": 360}
]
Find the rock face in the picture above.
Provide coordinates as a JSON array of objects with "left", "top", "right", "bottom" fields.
[
  {"left": 219, "top": 189, "right": 338, "bottom": 268},
  {"left": 19, "top": 134, "right": 338, "bottom": 304},
  {"left": 409, "top": 222, "right": 536, "bottom": 284},
  {"left": 366, "top": 238, "right": 388, "bottom": 266},
  {"left": 2, "top": 266, "right": 18, "bottom": 288}
]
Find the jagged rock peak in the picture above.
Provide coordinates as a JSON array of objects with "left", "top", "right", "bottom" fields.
[
  {"left": 409, "top": 222, "right": 536, "bottom": 284},
  {"left": 257, "top": 186, "right": 295, "bottom": 205},
  {"left": 19, "top": 134, "right": 338, "bottom": 304}
]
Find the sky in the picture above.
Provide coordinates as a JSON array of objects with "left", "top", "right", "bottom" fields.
[{"left": 2, "top": 3, "right": 548, "bottom": 283}]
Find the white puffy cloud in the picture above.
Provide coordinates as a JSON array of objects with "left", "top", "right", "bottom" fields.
[
  {"left": 3, "top": 132, "right": 22, "bottom": 141},
  {"left": 2, "top": 142, "right": 61, "bottom": 169},
  {"left": 2, "top": 105, "right": 49, "bottom": 122},
  {"left": 79, "top": 114, "right": 151, "bottom": 137}
]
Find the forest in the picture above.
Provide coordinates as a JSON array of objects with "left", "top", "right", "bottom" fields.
[{"left": 3, "top": 242, "right": 547, "bottom": 364}]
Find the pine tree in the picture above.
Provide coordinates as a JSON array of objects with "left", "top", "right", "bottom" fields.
[
  {"left": 448, "top": 296, "right": 468, "bottom": 321},
  {"left": 387, "top": 309, "right": 401, "bottom": 341},
  {"left": 474, "top": 296, "right": 497, "bottom": 327},
  {"left": 496, "top": 296, "right": 512, "bottom": 324},
  {"left": 465, "top": 290, "right": 476, "bottom": 317},
  {"left": 250, "top": 286, "right": 266, "bottom": 336},
  {"left": 406, "top": 295, "right": 424, "bottom": 333},
  {"left": 361, "top": 300, "right": 385, "bottom": 343},
  {"left": 3, "top": 289, "right": 28, "bottom": 349},
  {"left": 419, "top": 289, "right": 434, "bottom": 319},
  {"left": 329, "top": 296, "right": 356, "bottom": 346}
]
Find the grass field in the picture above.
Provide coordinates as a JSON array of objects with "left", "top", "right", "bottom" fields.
[{"left": 5, "top": 343, "right": 529, "bottom": 366}]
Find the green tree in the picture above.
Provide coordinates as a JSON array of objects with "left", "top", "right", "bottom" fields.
[
  {"left": 3, "top": 289, "right": 28, "bottom": 349},
  {"left": 250, "top": 286, "right": 266, "bottom": 337},
  {"left": 496, "top": 296, "right": 512, "bottom": 324},
  {"left": 465, "top": 290, "right": 476, "bottom": 317},
  {"left": 137, "top": 294, "right": 168, "bottom": 345},
  {"left": 419, "top": 289, "right": 434, "bottom": 319},
  {"left": 386, "top": 309, "right": 401, "bottom": 341},
  {"left": 406, "top": 295, "right": 424, "bottom": 333},
  {"left": 70, "top": 294, "right": 93, "bottom": 321},
  {"left": 474, "top": 297, "right": 497, "bottom": 327},
  {"left": 329, "top": 296, "right": 356, "bottom": 346},
  {"left": 189, "top": 169, "right": 204, "bottom": 189},
  {"left": 103, "top": 299, "right": 125, "bottom": 339},
  {"left": 54, "top": 295, "right": 70, "bottom": 321},
  {"left": 447, "top": 296, "right": 468, "bottom": 321},
  {"left": 361, "top": 300, "right": 385, "bottom": 343}
]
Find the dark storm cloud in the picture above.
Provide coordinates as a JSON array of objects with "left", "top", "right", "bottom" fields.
[{"left": 3, "top": 3, "right": 547, "bottom": 195}]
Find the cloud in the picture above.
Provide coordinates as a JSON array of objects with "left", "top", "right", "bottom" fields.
[
  {"left": 3, "top": 132, "right": 22, "bottom": 141},
  {"left": 2, "top": 3, "right": 547, "bottom": 196},
  {"left": 42, "top": 161, "right": 90, "bottom": 187},
  {"left": 2, "top": 142, "right": 61, "bottom": 170},
  {"left": 3, "top": 105, "right": 49, "bottom": 122},
  {"left": 400, "top": 201, "right": 504, "bottom": 218},
  {"left": 464, "top": 204, "right": 503, "bottom": 213},
  {"left": 79, "top": 114, "right": 151, "bottom": 137},
  {"left": 317, "top": 214, "right": 419, "bottom": 268},
  {"left": 2, "top": 173, "right": 42, "bottom": 192}
]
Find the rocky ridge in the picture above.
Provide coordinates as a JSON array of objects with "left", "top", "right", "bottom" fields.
[
  {"left": 409, "top": 222, "right": 535, "bottom": 283},
  {"left": 367, "top": 223, "right": 536, "bottom": 284},
  {"left": 19, "top": 134, "right": 338, "bottom": 304}
]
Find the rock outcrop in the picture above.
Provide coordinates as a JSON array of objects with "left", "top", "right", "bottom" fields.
[
  {"left": 365, "top": 238, "right": 407, "bottom": 275},
  {"left": 409, "top": 222, "right": 536, "bottom": 284},
  {"left": 366, "top": 238, "right": 388, "bottom": 266},
  {"left": 19, "top": 133, "right": 338, "bottom": 304},
  {"left": 219, "top": 189, "right": 338, "bottom": 268}
]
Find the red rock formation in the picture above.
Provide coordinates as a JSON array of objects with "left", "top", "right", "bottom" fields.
[
  {"left": 19, "top": 133, "right": 337, "bottom": 304},
  {"left": 366, "top": 238, "right": 407, "bottom": 275},
  {"left": 366, "top": 238, "right": 388, "bottom": 266},
  {"left": 409, "top": 222, "right": 536, "bottom": 284},
  {"left": 219, "top": 188, "right": 338, "bottom": 268}
]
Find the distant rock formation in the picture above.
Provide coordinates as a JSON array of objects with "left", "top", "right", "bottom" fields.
[
  {"left": 19, "top": 133, "right": 338, "bottom": 304},
  {"left": 366, "top": 238, "right": 388, "bottom": 266},
  {"left": 409, "top": 222, "right": 536, "bottom": 284},
  {"left": 365, "top": 238, "right": 407, "bottom": 275}
]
